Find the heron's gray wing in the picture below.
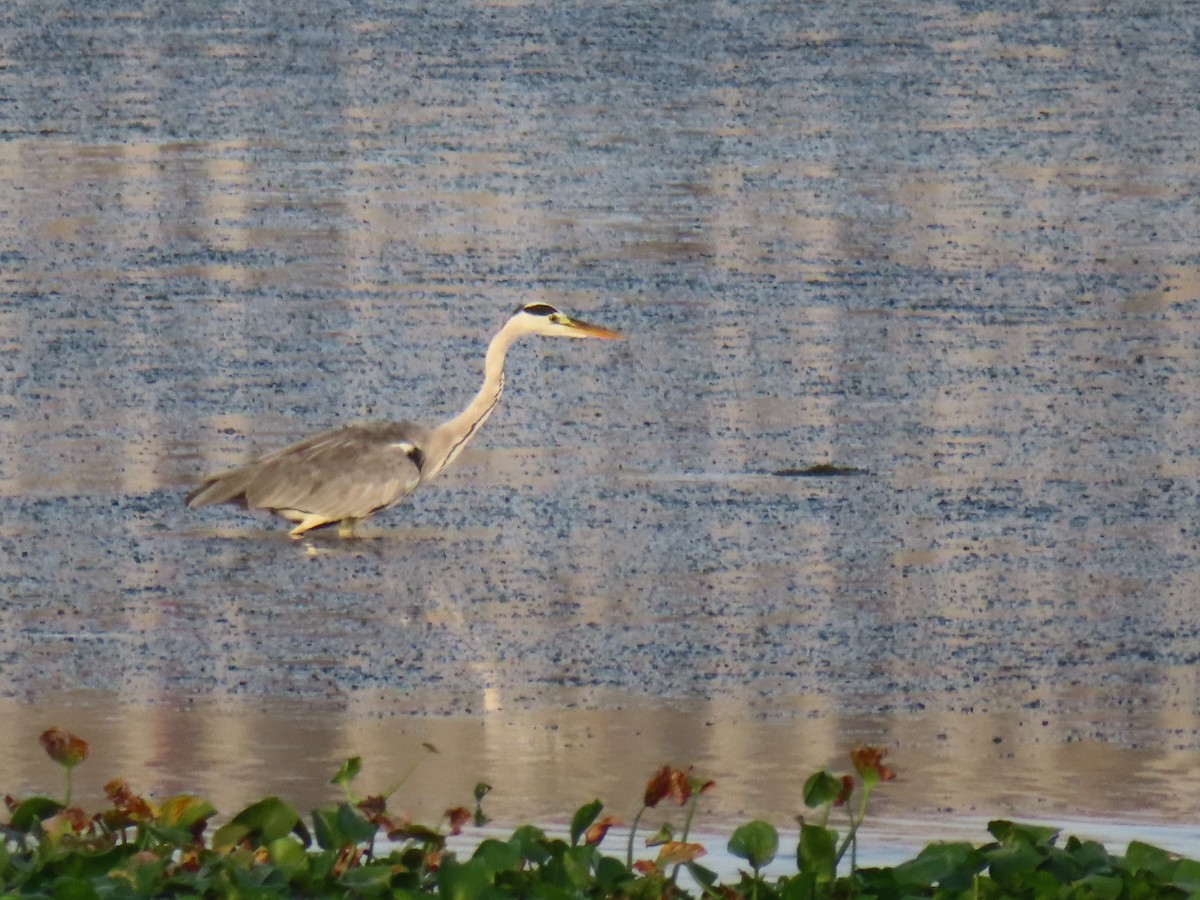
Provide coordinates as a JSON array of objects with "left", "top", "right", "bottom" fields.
[{"left": 187, "top": 421, "right": 429, "bottom": 520}]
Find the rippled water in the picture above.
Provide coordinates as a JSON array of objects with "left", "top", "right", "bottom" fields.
[{"left": 2, "top": 0, "right": 1200, "bottom": 851}]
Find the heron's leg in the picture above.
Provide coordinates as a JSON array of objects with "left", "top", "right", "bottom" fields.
[
  {"left": 288, "top": 514, "right": 332, "bottom": 539},
  {"left": 337, "top": 518, "right": 358, "bottom": 539}
]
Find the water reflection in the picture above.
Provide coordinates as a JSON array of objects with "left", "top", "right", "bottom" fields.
[{"left": 3, "top": 0, "right": 1200, "bottom": 845}]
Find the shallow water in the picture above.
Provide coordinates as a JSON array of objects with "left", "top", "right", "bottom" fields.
[{"left": 3, "top": 0, "right": 1200, "bottom": 854}]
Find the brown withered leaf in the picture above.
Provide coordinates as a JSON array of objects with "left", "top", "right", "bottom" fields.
[
  {"left": 850, "top": 746, "right": 896, "bottom": 784},
  {"left": 104, "top": 778, "right": 154, "bottom": 822},
  {"left": 643, "top": 765, "right": 694, "bottom": 808},
  {"left": 39, "top": 728, "right": 90, "bottom": 768},
  {"left": 644, "top": 766, "right": 674, "bottom": 807},
  {"left": 44, "top": 805, "right": 93, "bottom": 835},
  {"left": 583, "top": 815, "right": 619, "bottom": 846},
  {"left": 834, "top": 774, "right": 854, "bottom": 807},
  {"left": 656, "top": 841, "right": 707, "bottom": 866},
  {"left": 445, "top": 806, "right": 472, "bottom": 836},
  {"left": 632, "top": 859, "right": 659, "bottom": 876},
  {"left": 357, "top": 795, "right": 388, "bottom": 820},
  {"left": 332, "top": 845, "right": 362, "bottom": 877}
]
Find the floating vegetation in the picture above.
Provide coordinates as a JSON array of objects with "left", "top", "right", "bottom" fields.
[{"left": 2, "top": 730, "right": 1196, "bottom": 898}]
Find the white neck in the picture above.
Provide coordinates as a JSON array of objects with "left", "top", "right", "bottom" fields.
[{"left": 422, "top": 321, "right": 521, "bottom": 480}]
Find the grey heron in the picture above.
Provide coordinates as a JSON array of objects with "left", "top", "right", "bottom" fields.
[{"left": 186, "top": 302, "right": 622, "bottom": 538}]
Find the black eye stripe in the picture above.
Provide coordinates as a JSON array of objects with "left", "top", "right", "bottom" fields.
[{"left": 519, "top": 303, "right": 559, "bottom": 317}]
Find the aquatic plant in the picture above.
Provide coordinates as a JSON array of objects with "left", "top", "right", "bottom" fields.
[{"left": 2, "top": 728, "right": 1198, "bottom": 898}]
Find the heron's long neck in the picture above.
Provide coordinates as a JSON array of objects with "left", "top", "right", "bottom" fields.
[{"left": 423, "top": 325, "right": 517, "bottom": 480}]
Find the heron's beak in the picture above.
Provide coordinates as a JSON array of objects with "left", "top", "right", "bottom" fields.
[{"left": 566, "top": 317, "right": 623, "bottom": 339}]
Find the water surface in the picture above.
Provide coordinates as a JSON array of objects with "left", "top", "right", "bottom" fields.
[{"left": 2, "top": 0, "right": 1200, "bottom": 853}]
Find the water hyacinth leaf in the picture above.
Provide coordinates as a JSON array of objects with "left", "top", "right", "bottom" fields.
[
  {"left": 267, "top": 836, "right": 310, "bottom": 877},
  {"left": 471, "top": 838, "right": 521, "bottom": 876},
  {"left": 595, "top": 855, "right": 632, "bottom": 893},
  {"left": 986, "top": 840, "right": 1048, "bottom": 888},
  {"left": 438, "top": 857, "right": 492, "bottom": 900},
  {"left": 340, "top": 863, "right": 396, "bottom": 891},
  {"left": 1123, "top": 840, "right": 1176, "bottom": 880},
  {"left": 8, "top": 796, "right": 64, "bottom": 832},
  {"left": 645, "top": 821, "right": 675, "bottom": 846},
  {"left": 563, "top": 845, "right": 598, "bottom": 888},
  {"left": 569, "top": 799, "right": 603, "bottom": 846},
  {"left": 1171, "top": 858, "right": 1200, "bottom": 892},
  {"left": 802, "top": 770, "right": 844, "bottom": 808},
  {"left": 156, "top": 795, "right": 216, "bottom": 832},
  {"left": 988, "top": 819, "right": 1059, "bottom": 848},
  {"left": 1073, "top": 874, "right": 1125, "bottom": 900},
  {"left": 312, "top": 803, "right": 377, "bottom": 850},
  {"left": 212, "top": 796, "right": 303, "bottom": 849},
  {"left": 330, "top": 757, "right": 362, "bottom": 789},
  {"left": 473, "top": 782, "right": 492, "bottom": 803},
  {"left": 889, "top": 841, "right": 983, "bottom": 890},
  {"left": 46, "top": 877, "right": 99, "bottom": 900},
  {"left": 797, "top": 822, "right": 837, "bottom": 882},
  {"left": 508, "top": 825, "right": 551, "bottom": 865},
  {"left": 728, "top": 820, "right": 779, "bottom": 870}
]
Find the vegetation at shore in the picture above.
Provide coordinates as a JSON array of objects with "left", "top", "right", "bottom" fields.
[{"left": 2, "top": 728, "right": 1197, "bottom": 898}]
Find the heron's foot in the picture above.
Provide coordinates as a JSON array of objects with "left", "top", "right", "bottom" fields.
[
  {"left": 288, "top": 513, "right": 333, "bottom": 539},
  {"left": 337, "top": 519, "right": 358, "bottom": 539}
]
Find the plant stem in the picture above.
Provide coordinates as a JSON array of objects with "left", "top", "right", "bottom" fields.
[
  {"left": 625, "top": 806, "right": 645, "bottom": 868},
  {"left": 669, "top": 794, "right": 701, "bottom": 884},
  {"left": 834, "top": 783, "right": 873, "bottom": 868}
]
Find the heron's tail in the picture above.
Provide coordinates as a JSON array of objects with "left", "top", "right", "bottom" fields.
[{"left": 185, "top": 470, "right": 254, "bottom": 509}]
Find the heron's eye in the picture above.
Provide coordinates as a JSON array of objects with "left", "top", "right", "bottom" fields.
[{"left": 549, "top": 313, "right": 567, "bottom": 325}]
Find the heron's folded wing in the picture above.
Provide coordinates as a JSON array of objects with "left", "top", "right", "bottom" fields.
[{"left": 191, "top": 422, "right": 428, "bottom": 520}]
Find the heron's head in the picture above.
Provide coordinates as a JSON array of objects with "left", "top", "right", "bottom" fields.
[{"left": 508, "top": 302, "right": 623, "bottom": 340}]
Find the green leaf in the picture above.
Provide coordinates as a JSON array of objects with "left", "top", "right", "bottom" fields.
[
  {"left": 889, "top": 841, "right": 983, "bottom": 891},
  {"left": 569, "top": 799, "right": 603, "bottom": 846},
  {"left": 781, "top": 870, "right": 822, "bottom": 900},
  {"left": 47, "top": 877, "right": 99, "bottom": 900},
  {"left": 156, "top": 795, "right": 216, "bottom": 833},
  {"left": 1170, "top": 858, "right": 1200, "bottom": 892},
  {"left": 596, "top": 855, "right": 632, "bottom": 893},
  {"left": 472, "top": 839, "right": 521, "bottom": 877},
  {"left": 340, "top": 863, "right": 396, "bottom": 890},
  {"left": 212, "top": 796, "right": 302, "bottom": 849},
  {"left": 1070, "top": 873, "right": 1125, "bottom": 900},
  {"left": 986, "top": 840, "right": 1049, "bottom": 889},
  {"left": 330, "top": 756, "right": 362, "bottom": 788},
  {"left": 802, "top": 771, "right": 843, "bottom": 808},
  {"left": 438, "top": 858, "right": 492, "bottom": 900},
  {"left": 8, "top": 796, "right": 63, "bottom": 831},
  {"left": 508, "top": 825, "right": 551, "bottom": 865},
  {"left": 797, "top": 822, "right": 837, "bottom": 883},
  {"left": 562, "top": 845, "right": 598, "bottom": 888},
  {"left": 267, "top": 836, "right": 310, "bottom": 878},
  {"left": 728, "top": 820, "right": 779, "bottom": 870},
  {"left": 1123, "top": 840, "right": 1176, "bottom": 880},
  {"left": 473, "top": 782, "right": 492, "bottom": 803},
  {"left": 311, "top": 802, "right": 378, "bottom": 850},
  {"left": 988, "top": 819, "right": 1060, "bottom": 848}
]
